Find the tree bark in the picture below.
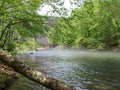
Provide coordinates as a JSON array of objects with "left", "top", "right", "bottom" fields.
[{"left": 0, "top": 49, "right": 76, "bottom": 90}]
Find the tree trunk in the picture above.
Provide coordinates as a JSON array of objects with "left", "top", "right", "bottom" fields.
[{"left": 0, "top": 49, "right": 76, "bottom": 90}]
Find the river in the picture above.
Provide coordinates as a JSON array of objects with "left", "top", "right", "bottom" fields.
[{"left": 8, "top": 49, "right": 120, "bottom": 90}]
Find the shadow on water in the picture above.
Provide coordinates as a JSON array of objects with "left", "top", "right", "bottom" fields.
[{"left": 14, "top": 49, "right": 120, "bottom": 90}]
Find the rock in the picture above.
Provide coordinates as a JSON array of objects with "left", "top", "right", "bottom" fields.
[
  {"left": 91, "top": 83, "right": 110, "bottom": 90},
  {"left": 30, "top": 52, "right": 33, "bottom": 54},
  {"left": 52, "top": 45, "right": 64, "bottom": 50},
  {"left": 113, "top": 48, "right": 120, "bottom": 52},
  {"left": 36, "top": 47, "right": 46, "bottom": 51}
]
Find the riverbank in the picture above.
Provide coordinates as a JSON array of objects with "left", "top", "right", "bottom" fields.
[{"left": 0, "top": 62, "right": 19, "bottom": 90}]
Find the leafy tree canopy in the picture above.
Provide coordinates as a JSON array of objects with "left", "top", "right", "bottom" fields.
[
  {"left": 50, "top": 0, "right": 120, "bottom": 49},
  {"left": 0, "top": 0, "right": 47, "bottom": 51}
]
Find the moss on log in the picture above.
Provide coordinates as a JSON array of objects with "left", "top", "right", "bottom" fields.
[{"left": 0, "top": 49, "right": 76, "bottom": 90}]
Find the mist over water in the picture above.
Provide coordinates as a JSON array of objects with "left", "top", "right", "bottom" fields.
[
  {"left": 14, "top": 49, "right": 120, "bottom": 90},
  {"left": 27, "top": 49, "right": 120, "bottom": 59}
]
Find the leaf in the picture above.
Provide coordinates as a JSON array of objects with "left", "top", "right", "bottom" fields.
[
  {"left": 112, "top": 18, "right": 117, "bottom": 27},
  {"left": 89, "top": 23, "right": 99, "bottom": 30}
]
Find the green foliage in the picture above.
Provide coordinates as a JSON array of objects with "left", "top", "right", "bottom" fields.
[
  {"left": 7, "top": 42, "right": 18, "bottom": 51},
  {"left": 50, "top": 0, "right": 120, "bottom": 49},
  {"left": 14, "top": 39, "right": 40, "bottom": 53},
  {"left": 0, "top": 0, "right": 47, "bottom": 52},
  {"left": 0, "top": 74, "right": 15, "bottom": 82}
]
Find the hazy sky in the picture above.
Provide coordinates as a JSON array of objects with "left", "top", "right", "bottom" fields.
[{"left": 37, "top": 0, "right": 82, "bottom": 17}]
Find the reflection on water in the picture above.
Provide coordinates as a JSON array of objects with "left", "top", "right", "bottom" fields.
[{"left": 12, "top": 50, "right": 120, "bottom": 90}]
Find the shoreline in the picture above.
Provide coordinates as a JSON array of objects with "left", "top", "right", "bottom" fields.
[{"left": 0, "top": 63, "right": 19, "bottom": 90}]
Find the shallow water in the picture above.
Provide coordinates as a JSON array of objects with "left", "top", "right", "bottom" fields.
[{"left": 9, "top": 50, "right": 120, "bottom": 90}]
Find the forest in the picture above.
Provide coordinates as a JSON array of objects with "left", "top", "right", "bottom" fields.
[
  {"left": 0, "top": 0, "right": 46, "bottom": 54},
  {"left": 0, "top": 0, "right": 120, "bottom": 90},
  {"left": 1, "top": 0, "right": 120, "bottom": 52},
  {"left": 50, "top": 0, "right": 120, "bottom": 50}
]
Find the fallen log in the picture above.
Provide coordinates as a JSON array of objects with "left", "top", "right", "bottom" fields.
[
  {"left": 0, "top": 49, "right": 76, "bottom": 90},
  {"left": 0, "top": 64, "right": 18, "bottom": 79}
]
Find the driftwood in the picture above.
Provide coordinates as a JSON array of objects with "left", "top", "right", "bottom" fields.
[{"left": 0, "top": 49, "right": 76, "bottom": 90}]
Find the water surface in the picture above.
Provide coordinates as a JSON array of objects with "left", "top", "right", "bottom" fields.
[{"left": 9, "top": 50, "right": 120, "bottom": 90}]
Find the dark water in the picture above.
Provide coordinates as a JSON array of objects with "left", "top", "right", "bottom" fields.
[{"left": 8, "top": 50, "right": 120, "bottom": 90}]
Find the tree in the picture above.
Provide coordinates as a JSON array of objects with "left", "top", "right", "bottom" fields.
[
  {"left": 0, "top": 0, "right": 45, "bottom": 51},
  {"left": 50, "top": 0, "right": 120, "bottom": 49}
]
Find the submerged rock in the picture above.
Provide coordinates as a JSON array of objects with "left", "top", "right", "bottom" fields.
[
  {"left": 113, "top": 48, "right": 120, "bottom": 52},
  {"left": 92, "top": 83, "right": 110, "bottom": 90}
]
